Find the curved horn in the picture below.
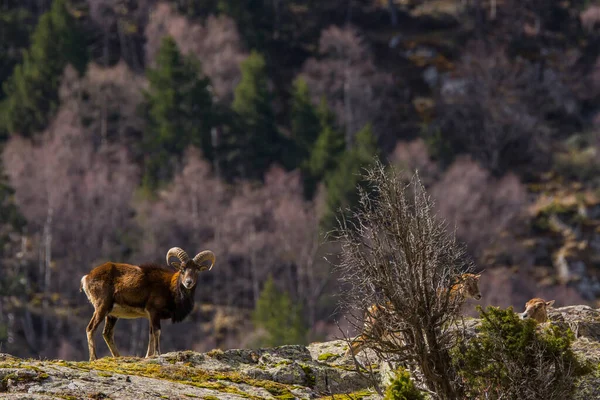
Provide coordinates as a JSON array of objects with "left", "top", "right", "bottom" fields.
[
  {"left": 193, "top": 250, "right": 216, "bottom": 271},
  {"left": 166, "top": 247, "right": 190, "bottom": 268}
]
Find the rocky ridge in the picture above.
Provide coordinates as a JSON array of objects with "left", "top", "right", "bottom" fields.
[
  {"left": 0, "top": 340, "right": 377, "bottom": 400},
  {"left": 3, "top": 305, "right": 600, "bottom": 399}
]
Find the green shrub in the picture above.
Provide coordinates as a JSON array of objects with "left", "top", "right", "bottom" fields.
[
  {"left": 554, "top": 148, "right": 600, "bottom": 182},
  {"left": 252, "top": 276, "right": 307, "bottom": 347},
  {"left": 454, "top": 306, "right": 590, "bottom": 400},
  {"left": 384, "top": 367, "right": 424, "bottom": 400},
  {"left": 554, "top": 133, "right": 600, "bottom": 183}
]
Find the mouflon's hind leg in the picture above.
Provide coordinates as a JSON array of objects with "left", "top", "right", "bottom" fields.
[
  {"left": 86, "top": 304, "right": 111, "bottom": 361},
  {"left": 102, "top": 316, "right": 121, "bottom": 357}
]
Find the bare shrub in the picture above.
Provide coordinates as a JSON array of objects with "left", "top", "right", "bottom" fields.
[
  {"left": 336, "top": 161, "right": 474, "bottom": 399},
  {"left": 145, "top": 2, "right": 246, "bottom": 102},
  {"left": 430, "top": 157, "right": 529, "bottom": 261}
]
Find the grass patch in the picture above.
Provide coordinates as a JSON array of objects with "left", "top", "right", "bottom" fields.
[
  {"left": 299, "top": 363, "right": 316, "bottom": 388},
  {"left": 317, "top": 352, "right": 338, "bottom": 362},
  {"left": 316, "top": 389, "right": 374, "bottom": 399},
  {"left": 59, "top": 357, "right": 295, "bottom": 399}
]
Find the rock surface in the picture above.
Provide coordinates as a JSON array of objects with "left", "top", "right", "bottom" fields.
[
  {"left": 3, "top": 305, "right": 600, "bottom": 399},
  {"left": 0, "top": 342, "right": 378, "bottom": 400}
]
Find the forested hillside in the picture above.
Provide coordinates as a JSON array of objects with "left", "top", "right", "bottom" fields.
[{"left": 0, "top": 0, "right": 599, "bottom": 361}]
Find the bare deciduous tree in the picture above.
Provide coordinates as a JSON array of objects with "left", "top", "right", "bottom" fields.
[
  {"left": 3, "top": 76, "right": 140, "bottom": 300},
  {"left": 432, "top": 46, "right": 576, "bottom": 175},
  {"left": 300, "top": 26, "right": 400, "bottom": 147},
  {"left": 389, "top": 139, "right": 440, "bottom": 187},
  {"left": 58, "top": 62, "right": 146, "bottom": 149},
  {"left": 86, "top": 0, "right": 151, "bottom": 70},
  {"left": 431, "top": 156, "right": 528, "bottom": 262},
  {"left": 145, "top": 2, "right": 246, "bottom": 103},
  {"left": 336, "top": 161, "right": 474, "bottom": 399}
]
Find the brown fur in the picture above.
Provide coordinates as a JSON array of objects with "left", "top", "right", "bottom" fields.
[
  {"left": 520, "top": 298, "right": 555, "bottom": 323},
  {"left": 81, "top": 251, "right": 214, "bottom": 362},
  {"left": 345, "top": 273, "right": 482, "bottom": 357}
]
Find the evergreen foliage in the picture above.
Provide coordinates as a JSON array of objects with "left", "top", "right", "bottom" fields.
[
  {"left": 454, "top": 306, "right": 590, "bottom": 400},
  {"left": 384, "top": 367, "right": 425, "bottom": 400},
  {"left": 290, "top": 79, "right": 335, "bottom": 196},
  {"left": 291, "top": 77, "right": 320, "bottom": 160},
  {"left": 141, "top": 36, "right": 214, "bottom": 191},
  {"left": 252, "top": 276, "right": 307, "bottom": 347},
  {"left": 322, "top": 123, "right": 379, "bottom": 227},
  {"left": 232, "top": 51, "right": 282, "bottom": 179},
  {"left": 0, "top": 159, "right": 27, "bottom": 297},
  {"left": 0, "top": 0, "right": 87, "bottom": 137},
  {"left": 0, "top": 161, "right": 25, "bottom": 235},
  {"left": 301, "top": 98, "right": 345, "bottom": 198},
  {"left": 0, "top": 2, "right": 33, "bottom": 100}
]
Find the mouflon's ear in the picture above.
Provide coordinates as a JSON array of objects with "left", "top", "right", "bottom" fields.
[{"left": 172, "top": 261, "right": 182, "bottom": 269}]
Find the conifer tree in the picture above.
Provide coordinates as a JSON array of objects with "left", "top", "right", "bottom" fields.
[
  {"left": 232, "top": 51, "right": 282, "bottom": 179},
  {"left": 1, "top": 0, "right": 87, "bottom": 136},
  {"left": 303, "top": 98, "right": 345, "bottom": 198},
  {"left": 141, "top": 36, "right": 213, "bottom": 190},
  {"left": 0, "top": 2, "right": 33, "bottom": 99},
  {"left": 0, "top": 160, "right": 25, "bottom": 235},
  {"left": 322, "top": 123, "right": 379, "bottom": 228},
  {"left": 291, "top": 77, "right": 320, "bottom": 161},
  {"left": 0, "top": 159, "right": 27, "bottom": 298},
  {"left": 252, "top": 276, "right": 307, "bottom": 347}
]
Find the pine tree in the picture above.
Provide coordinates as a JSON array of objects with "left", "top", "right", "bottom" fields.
[
  {"left": 303, "top": 98, "right": 345, "bottom": 197},
  {"left": 0, "top": 2, "right": 33, "bottom": 100},
  {"left": 0, "top": 161, "right": 25, "bottom": 234},
  {"left": 291, "top": 77, "right": 320, "bottom": 166},
  {"left": 0, "top": 159, "right": 27, "bottom": 299},
  {"left": 1, "top": 0, "right": 87, "bottom": 137},
  {"left": 232, "top": 51, "right": 282, "bottom": 179},
  {"left": 141, "top": 36, "right": 213, "bottom": 190},
  {"left": 322, "top": 123, "right": 379, "bottom": 228},
  {"left": 252, "top": 276, "right": 307, "bottom": 347}
]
